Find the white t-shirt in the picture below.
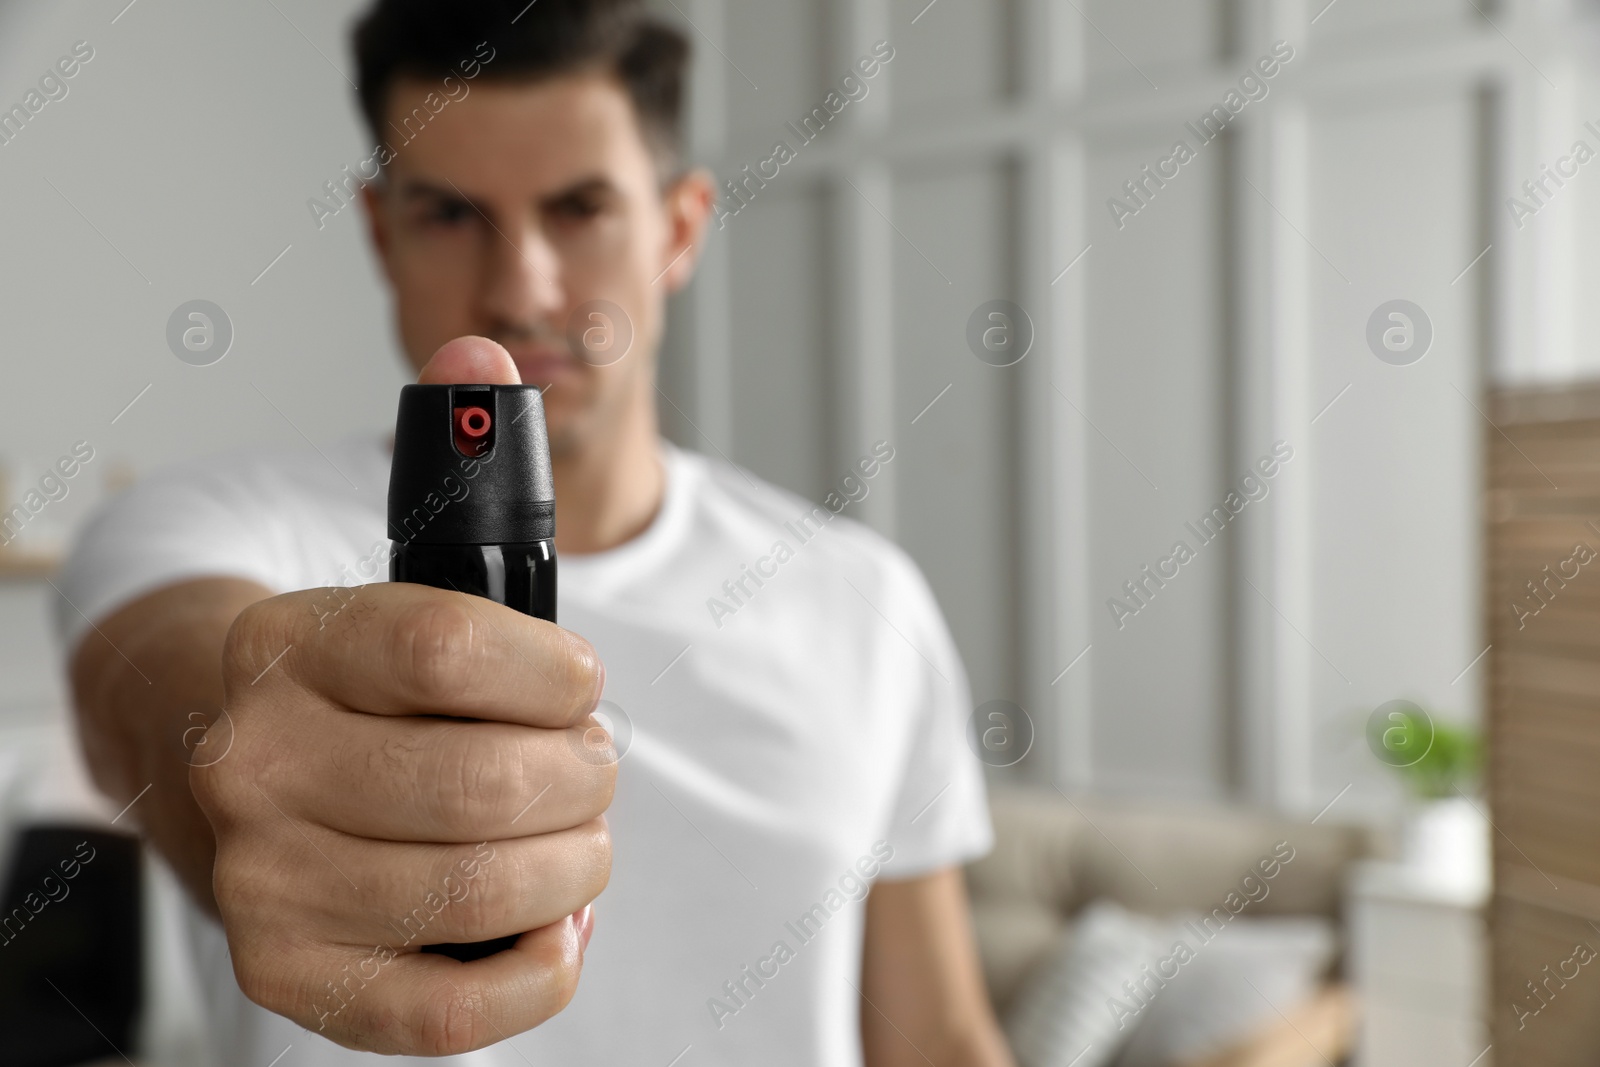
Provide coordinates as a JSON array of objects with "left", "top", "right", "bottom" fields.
[{"left": 55, "top": 434, "right": 993, "bottom": 1066}]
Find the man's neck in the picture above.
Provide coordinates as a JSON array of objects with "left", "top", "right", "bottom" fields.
[{"left": 551, "top": 407, "right": 665, "bottom": 556}]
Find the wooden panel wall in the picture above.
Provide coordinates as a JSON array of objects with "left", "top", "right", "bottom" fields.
[{"left": 1489, "top": 384, "right": 1600, "bottom": 1062}]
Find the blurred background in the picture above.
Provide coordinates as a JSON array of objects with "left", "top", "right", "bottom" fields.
[{"left": 6, "top": 0, "right": 1600, "bottom": 1063}]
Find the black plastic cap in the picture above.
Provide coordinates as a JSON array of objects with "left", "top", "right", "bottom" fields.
[{"left": 388, "top": 384, "right": 555, "bottom": 545}]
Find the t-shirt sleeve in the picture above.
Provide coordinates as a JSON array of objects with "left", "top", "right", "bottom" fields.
[
  {"left": 877, "top": 552, "right": 995, "bottom": 880},
  {"left": 52, "top": 464, "right": 285, "bottom": 656}
]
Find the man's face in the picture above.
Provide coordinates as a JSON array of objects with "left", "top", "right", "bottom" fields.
[{"left": 364, "top": 72, "right": 705, "bottom": 456}]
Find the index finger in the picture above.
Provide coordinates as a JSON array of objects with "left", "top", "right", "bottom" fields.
[{"left": 244, "top": 582, "right": 603, "bottom": 728}]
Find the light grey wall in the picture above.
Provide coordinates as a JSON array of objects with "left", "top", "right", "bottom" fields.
[{"left": 0, "top": 0, "right": 405, "bottom": 489}]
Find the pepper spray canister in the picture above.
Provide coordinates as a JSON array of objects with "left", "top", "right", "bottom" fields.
[{"left": 388, "top": 383, "right": 556, "bottom": 961}]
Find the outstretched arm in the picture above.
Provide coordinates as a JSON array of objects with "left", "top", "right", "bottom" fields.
[{"left": 68, "top": 575, "right": 272, "bottom": 917}]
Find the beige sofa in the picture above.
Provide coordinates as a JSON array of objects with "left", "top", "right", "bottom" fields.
[{"left": 967, "top": 789, "right": 1386, "bottom": 1067}]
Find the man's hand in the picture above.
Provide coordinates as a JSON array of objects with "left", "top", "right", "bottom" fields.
[{"left": 191, "top": 578, "right": 613, "bottom": 1054}]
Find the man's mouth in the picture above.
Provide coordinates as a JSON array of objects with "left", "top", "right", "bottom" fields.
[{"left": 503, "top": 345, "right": 581, "bottom": 384}]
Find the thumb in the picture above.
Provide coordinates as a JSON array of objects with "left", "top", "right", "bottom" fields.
[{"left": 416, "top": 336, "right": 521, "bottom": 385}]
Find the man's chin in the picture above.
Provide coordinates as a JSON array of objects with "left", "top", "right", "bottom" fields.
[
  {"left": 541, "top": 403, "right": 584, "bottom": 460},
  {"left": 531, "top": 382, "right": 625, "bottom": 462},
  {"left": 546, "top": 422, "right": 587, "bottom": 461}
]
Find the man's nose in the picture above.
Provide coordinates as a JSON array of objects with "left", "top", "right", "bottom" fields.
[{"left": 480, "top": 218, "right": 564, "bottom": 326}]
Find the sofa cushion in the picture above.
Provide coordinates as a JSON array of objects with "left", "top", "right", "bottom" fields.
[
  {"left": 1003, "top": 901, "right": 1167, "bottom": 1067},
  {"left": 1112, "top": 914, "right": 1337, "bottom": 1066},
  {"left": 1003, "top": 899, "right": 1345, "bottom": 1067}
]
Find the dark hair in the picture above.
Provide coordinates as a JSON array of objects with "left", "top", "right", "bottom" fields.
[{"left": 352, "top": 0, "right": 690, "bottom": 174}]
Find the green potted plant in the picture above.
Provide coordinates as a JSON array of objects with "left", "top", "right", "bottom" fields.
[
  {"left": 1391, "top": 714, "right": 1482, "bottom": 799},
  {"left": 1367, "top": 702, "right": 1488, "bottom": 889}
]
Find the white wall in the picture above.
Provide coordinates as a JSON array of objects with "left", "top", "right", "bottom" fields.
[{"left": 0, "top": 0, "right": 405, "bottom": 478}]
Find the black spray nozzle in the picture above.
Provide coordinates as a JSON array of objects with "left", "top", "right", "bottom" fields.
[{"left": 388, "top": 384, "right": 555, "bottom": 545}]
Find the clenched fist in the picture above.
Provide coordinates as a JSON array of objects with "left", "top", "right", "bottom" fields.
[{"left": 190, "top": 580, "right": 614, "bottom": 1055}]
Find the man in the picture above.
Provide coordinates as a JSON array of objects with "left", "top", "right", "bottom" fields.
[{"left": 58, "top": 1, "right": 1012, "bottom": 1063}]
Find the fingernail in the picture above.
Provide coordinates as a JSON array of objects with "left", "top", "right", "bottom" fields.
[{"left": 575, "top": 904, "right": 594, "bottom": 953}]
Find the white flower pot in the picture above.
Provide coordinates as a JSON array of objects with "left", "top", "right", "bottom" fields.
[{"left": 1402, "top": 795, "right": 1490, "bottom": 892}]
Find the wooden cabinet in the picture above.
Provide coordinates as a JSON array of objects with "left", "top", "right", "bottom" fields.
[{"left": 1487, "top": 386, "right": 1600, "bottom": 1064}]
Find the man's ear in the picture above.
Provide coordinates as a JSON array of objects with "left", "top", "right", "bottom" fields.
[
  {"left": 360, "top": 181, "right": 396, "bottom": 284},
  {"left": 657, "top": 168, "right": 716, "bottom": 294}
]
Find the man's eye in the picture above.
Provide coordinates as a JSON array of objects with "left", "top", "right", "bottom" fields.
[
  {"left": 552, "top": 197, "right": 604, "bottom": 221},
  {"left": 426, "top": 201, "right": 474, "bottom": 225}
]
